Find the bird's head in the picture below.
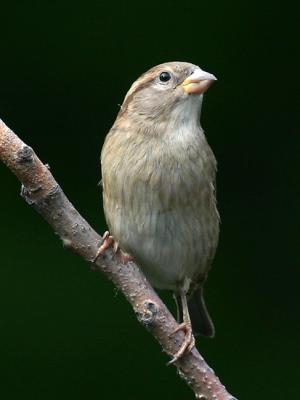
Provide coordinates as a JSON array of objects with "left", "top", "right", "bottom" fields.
[{"left": 117, "top": 62, "right": 217, "bottom": 125}]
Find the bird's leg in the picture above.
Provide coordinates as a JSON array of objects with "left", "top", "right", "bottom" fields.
[
  {"left": 172, "top": 293, "right": 181, "bottom": 322},
  {"left": 93, "top": 231, "right": 117, "bottom": 263},
  {"left": 168, "top": 290, "right": 195, "bottom": 364},
  {"left": 93, "top": 231, "right": 133, "bottom": 264}
]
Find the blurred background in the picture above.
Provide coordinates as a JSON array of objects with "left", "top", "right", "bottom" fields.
[{"left": 0, "top": 1, "right": 298, "bottom": 399}]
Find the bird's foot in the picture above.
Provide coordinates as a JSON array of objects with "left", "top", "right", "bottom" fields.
[
  {"left": 93, "top": 231, "right": 118, "bottom": 263},
  {"left": 93, "top": 231, "right": 133, "bottom": 264},
  {"left": 168, "top": 322, "right": 195, "bottom": 364},
  {"left": 117, "top": 250, "right": 134, "bottom": 264}
]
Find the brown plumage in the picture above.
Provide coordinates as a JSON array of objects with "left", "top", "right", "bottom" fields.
[{"left": 100, "top": 62, "right": 219, "bottom": 362}]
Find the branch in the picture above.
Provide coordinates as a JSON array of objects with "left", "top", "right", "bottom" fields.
[{"left": 0, "top": 118, "right": 237, "bottom": 400}]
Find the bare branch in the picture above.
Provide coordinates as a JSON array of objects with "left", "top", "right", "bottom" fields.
[{"left": 0, "top": 118, "right": 237, "bottom": 400}]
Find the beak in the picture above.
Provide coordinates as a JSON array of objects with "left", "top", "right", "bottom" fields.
[{"left": 181, "top": 68, "right": 217, "bottom": 95}]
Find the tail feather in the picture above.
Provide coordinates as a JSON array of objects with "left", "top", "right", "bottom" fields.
[
  {"left": 188, "top": 288, "right": 215, "bottom": 337},
  {"left": 176, "top": 287, "right": 215, "bottom": 337}
]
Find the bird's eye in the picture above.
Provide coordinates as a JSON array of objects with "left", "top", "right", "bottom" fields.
[{"left": 159, "top": 71, "right": 171, "bottom": 82}]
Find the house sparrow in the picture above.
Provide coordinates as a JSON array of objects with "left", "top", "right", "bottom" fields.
[{"left": 99, "top": 62, "right": 219, "bottom": 362}]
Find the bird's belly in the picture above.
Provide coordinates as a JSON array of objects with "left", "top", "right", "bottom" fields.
[
  {"left": 128, "top": 214, "right": 216, "bottom": 290},
  {"left": 102, "top": 126, "right": 219, "bottom": 290},
  {"left": 104, "top": 187, "right": 219, "bottom": 290}
]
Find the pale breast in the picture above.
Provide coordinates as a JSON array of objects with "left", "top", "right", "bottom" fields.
[{"left": 101, "top": 124, "right": 219, "bottom": 290}]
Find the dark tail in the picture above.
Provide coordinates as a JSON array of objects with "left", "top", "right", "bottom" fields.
[{"left": 177, "top": 287, "right": 215, "bottom": 337}]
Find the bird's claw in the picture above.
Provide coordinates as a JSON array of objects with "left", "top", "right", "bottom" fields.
[
  {"left": 168, "top": 322, "right": 195, "bottom": 365},
  {"left": 93, "top": 231, "right": 133, "bottom": 264},
  {"left": 93, "top": 231, "right": 118, "bottom": 263}
]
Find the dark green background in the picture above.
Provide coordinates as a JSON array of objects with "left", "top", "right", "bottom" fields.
[{"left": 0, "top": 1, "right": 298, "bottom": 399}]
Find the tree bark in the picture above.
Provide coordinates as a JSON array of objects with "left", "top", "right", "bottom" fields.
[{"left": 0, "top": 119, "right": 237, "bottom": 400}]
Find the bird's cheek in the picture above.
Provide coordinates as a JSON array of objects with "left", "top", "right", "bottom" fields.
[{"left": 175, "top": 86, "right": 189, "bottom": 100}]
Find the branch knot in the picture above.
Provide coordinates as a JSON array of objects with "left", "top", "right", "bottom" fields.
[
  {"left": 137, "top": 300, "right": 159, "bottom": 329},
  {"left": 17, "top": 145, "right": 34, "bottom": 165}
]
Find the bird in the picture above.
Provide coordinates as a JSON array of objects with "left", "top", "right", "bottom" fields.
[{"left": 98, "top": 61, "right": 219, "bottom": 363}]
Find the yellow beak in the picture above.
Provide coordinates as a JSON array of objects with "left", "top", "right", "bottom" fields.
[{"left": 181, "top": 68, "right": 217, "bottom": 95}]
